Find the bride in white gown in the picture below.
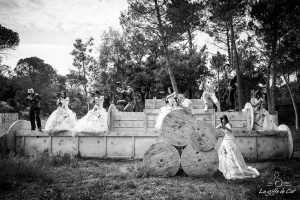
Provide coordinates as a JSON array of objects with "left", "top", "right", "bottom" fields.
[
  {"left": 243, "top": 89, "right": 277, "bottom": 131},
  {"left": 45, "top": 92, "right": 77, "bottom": 132},
  {"left": 73, "top": 91, "right": 108, "bottom": 133},
  {"left": 216, "top": 115, "right": 260, "bottom": 180},
  {"left": 155, "top": 88, "right": 177, "bottom": 129}
]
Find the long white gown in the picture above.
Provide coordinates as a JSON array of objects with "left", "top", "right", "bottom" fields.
[
  {"left": 45, "top": 97, "right": 77, "bottom": 132},
  {"left": 218, "top": 123, "right": 260, "bottom": 180},
  {"left": 155, "top": 97, "right": 176, "bottom": 129},
  {"left": 250, "top": 98, "right": 278, "bottom": 131},
  {"left": 73, "top": 96, "right": 108, "bottom": 133}
]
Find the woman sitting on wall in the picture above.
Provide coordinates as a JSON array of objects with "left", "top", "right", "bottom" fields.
[
  {"left": 176, "top": 93, "right": 193, "bottom": 114},
  {"left": 73, "top": 91, "right": 108, "bottom": 133},
  {"left": 243, "top": 89, "right": 277, "bottom": 131},
  {"left": 155, "top": 87, "right": 177, "bottom": 129},
  {"left": 45, "top": 91, "right": 77, "bottom": 133}
]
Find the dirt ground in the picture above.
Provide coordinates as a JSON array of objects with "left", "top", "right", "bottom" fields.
[{"left": 1, "top": 130, "right": 300, "bottom": 200}]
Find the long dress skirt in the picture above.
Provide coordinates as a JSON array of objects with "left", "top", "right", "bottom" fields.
[
  {"left": 45, "top": 107, "right": 77, "bottom": 132},
  {"left": 218, "top": 138, "right": 260, "bottom": 180},
  {"left": 155, "top": 106, "right": 173, "bottom": 129},
  {"left": 73, "top": 106, "right": 108, "bottom": 133}
]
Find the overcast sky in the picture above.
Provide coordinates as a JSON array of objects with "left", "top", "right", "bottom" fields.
[{"left": 0, "top": 0, "right": 218, "bottom": 75}]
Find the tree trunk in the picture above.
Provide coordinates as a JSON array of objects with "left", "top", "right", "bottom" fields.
[
  {"left": 283, "top": 75, "right": 298, "bottom": 130},
  {"left": 266, "top": 63, "right": 271, "bottom": 111},
  {"left": 226, "top": 23, "right": 232, "bottom": 68},
  {"left": 230, "top": 18, "right": 242, "bottom": 111},
  {"left": 187, "top": 28, "right": 193, "bottom": 55},
  {"left": 269, "top": 39, "right": 277, "bottom": 115},
  {"left": 269, "top": 69, "right": 276, "bottom": 114},
  {"left": 217, "top": 67, "right": 220, "bottom": 104},
  {"left": 111, "top": 91, "right": 115, "bottom": 105},
  {"left": 82, "top": 61, "right": 89, "bottom": 111},
  {"left": 154, "top": 0, "right": 178, "bottom": 93}
]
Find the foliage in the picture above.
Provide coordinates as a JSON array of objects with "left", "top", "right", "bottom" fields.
[
  {"left": 166, "top": 0, "right": 206, "bottom": 53},
  {"left": 0, "top": 24, "right": 20, "bottom": 53},
  {"left": 0, "top": 1, "right": 300, "bottom": 120},
  {"left": 91, "top": 28, "right": 130, "bottom": 105},
  {"left": 14, "top": 57, "right": 57, "bottom": 90},
  {"left": 12, "top": 57, "right": 66, "bottom": 116},
  {"left": 0, "top": 75, "right": 16, "bottom": 102}
]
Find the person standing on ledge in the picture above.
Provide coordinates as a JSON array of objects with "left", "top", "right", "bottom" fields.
[
  {"left": 25, "top": 88, "right": 41, "bottom": 131},
  {"left": 227, "top": 70, "right": 237, "bottom": 111},
  {"left": 198, "top": 76, "right": 221, "bottom": 112}
]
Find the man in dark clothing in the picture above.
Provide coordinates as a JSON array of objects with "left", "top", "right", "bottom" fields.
[
  {"left": 228, "top": 71, "right": 237, "bottom": 111},
  {"left": 26, "top": 88, "right": 41, "bottom": 131}
]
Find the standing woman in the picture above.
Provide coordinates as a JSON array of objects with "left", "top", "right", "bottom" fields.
[
  {"left": 73, "top": 91, "right": 108, "bottom": 133},
  {"left": 216, "top": 115, "right": 259, "bottom": 180},
  {"left": 45, "top": 91, "right": 77, "bottom": 133}
]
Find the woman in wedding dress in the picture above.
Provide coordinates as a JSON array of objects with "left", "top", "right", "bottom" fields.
[
  {"left": 252, "top": 90, "right": 277, "bottom": 131},
  {"left": 73, "top": 91, "right": 108, "bottom": 133},
  {"left": 216, "top": 115, "right": 260, "bottom": 180},
  {"left": 242, "top": 89, "right": 277, "bottom": 131},
  {"left": 155, "top": 88, "right": 177, "bottom": 129},
  {"left": 45, "top": 91, "right": 77, "bottom": 132}
]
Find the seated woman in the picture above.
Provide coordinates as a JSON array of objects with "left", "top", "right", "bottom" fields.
[
  {"left": 155, "top": 88, "right": 177, "bottom": 129},
  {"left": 252, "top": 90, "right": 277, "bottom": 131},
  {"left": 45, "top": 91, "right": 77, "bottom": 133},
  {"left": 216, "top": 115, "right": 260, "bottom": 180},
  {"left": 73, "top": 91, "right": 108, "bottom": 133},
  {"left": 176, "top": 93, "right": 193, "bottom": 114}
]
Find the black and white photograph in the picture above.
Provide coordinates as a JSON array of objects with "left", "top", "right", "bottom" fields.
[{"left": 0, "top": 0, "right": 299, "bottom": 199}]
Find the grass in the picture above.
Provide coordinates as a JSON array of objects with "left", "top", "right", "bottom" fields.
[
  {"left": 0, "top": 152, "right": 51, "bottom": 190},
  {"left": 0, "top": 152, "right": 80, "bottom": 191},
  {"left": 0, "top": 156, "right": 299, "bottom": 200},
  {"left": 0, "top": 131, "right": 299, "bottom": 199}
]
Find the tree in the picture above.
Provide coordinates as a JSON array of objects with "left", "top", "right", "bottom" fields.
[
  {"left": 276, "top": 16, "right": 300, "bottom": 130},
  {"left": 166, "top": 0, "right": 206, "bottom": 54},
  {"left": 70, "top": 37, "right": 95, "bottom": 110},
  {"left": 0, "top": 63, "right": 13, "bottom": 77},
  {"left": 0, "top": 72, "right": 15, "bottom": 102},
  {"left": 0, "top": 24, "right": 20, "bottom": 53},
  {"left": 206, "top": 0, "right": 248, "bottom": 110},
  {"left": 93, "top": 28, "right": 130, "bottom": 104},
  {"left": 14, "top": 57, "right": 59, "bottom": 115},
  {"left": 121, "top": 0, "right": 185, "bottom": 92},
  {"left": 14, "top": 57, "right": 57, "bottom": 90},
  {"left": 250, "top": 0, "right": 288, "bottom": 114},
  {"left": 126, "top": 65, "right": 156, "bottom": 109},
  {"left": 210, "top": 51, "right": 226, "bottom": 103},
  {"left": 250, "top": 0, "right": 300, "bottom": 127}
]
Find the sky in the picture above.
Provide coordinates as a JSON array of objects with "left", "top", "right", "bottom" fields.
[{"left": 0, "top": 0, "right": 218, "bottom": 75}]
